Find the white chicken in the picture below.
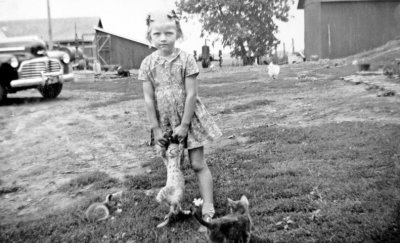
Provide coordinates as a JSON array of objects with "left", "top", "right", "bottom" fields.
[{"left": 268, "top": 62, "right": 280, "bottom": 79}]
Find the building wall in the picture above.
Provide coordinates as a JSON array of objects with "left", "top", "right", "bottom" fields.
[
  {"left": 321, "top": 1, "right": 400, "bottom": 58},
  {"left": 96, "top": 30, "right": 156, "bottom": 69},
  {"left": 305, "top": 0, "right": 400, "bottom": 59},
  {"left": 110, "top": 35, "right": 155, "bottom": 69},
  {"left": 304, "top": 0, "right": 322, "bottom": 59}
]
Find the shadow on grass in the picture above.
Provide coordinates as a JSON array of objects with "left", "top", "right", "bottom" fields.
[
  {"left": 219, "top": 99, "right": 275, "bottom": 114},
  {"left": 1, "top": 121, "right": 399, "bottom": 242},
  {"left": 199, "top": 72, "right": 260, "bottom": 85},
  {"left": 0, "top": 185, "right": 22, "bottom": 196},
  {"left": 58, "top": 171, "right": 122, "bottom": 192}
]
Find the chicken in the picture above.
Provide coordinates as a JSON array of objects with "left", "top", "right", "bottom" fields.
[{"left": 268, "top": 62, "right": 280, "bottom": 79}]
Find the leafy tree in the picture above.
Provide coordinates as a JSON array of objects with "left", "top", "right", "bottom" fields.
[{"left": 176, "top": 0, "right": 293, "bottom": 65}]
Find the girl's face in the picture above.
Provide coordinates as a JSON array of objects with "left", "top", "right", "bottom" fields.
[{"left": 150, "top": 21, "right": 178, "bottom": 56}]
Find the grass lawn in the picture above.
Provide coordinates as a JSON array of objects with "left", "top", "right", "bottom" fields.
[{"left": 1, "top": 63, "right": 399, "bottom": 243}]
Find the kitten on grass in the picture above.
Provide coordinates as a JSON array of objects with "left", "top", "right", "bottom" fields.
[
  {"left": 85, "top": 191, "right": 123, "bottom": 222},
  {"left": 192, "top": 195, "right": 252, "bottom": 243},
  {"left": 192, "top": 195, "right": 271, "bottom": 243}
]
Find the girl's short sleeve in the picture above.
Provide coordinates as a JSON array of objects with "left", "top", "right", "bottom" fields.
[
  {"left": 138, "top": 56, "right": 151, "bottom": 82},
  {"left": 185, "top": 54, "right": 199, "bottom": 77}
]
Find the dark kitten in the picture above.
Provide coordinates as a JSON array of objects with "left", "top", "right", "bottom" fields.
[
  {"left": 193, "top": 195, "right": 252, "bottom": 243},
  {"left": 117, "top": 66, "right": 130, "bottom": 77}
]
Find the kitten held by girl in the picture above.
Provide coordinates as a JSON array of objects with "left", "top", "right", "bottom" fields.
[
  {"left": 138, "top": 9, "right": 222, "bottom": 228},
  {"left": 155, "top": 134, "right": 188, "bottom": 228}
]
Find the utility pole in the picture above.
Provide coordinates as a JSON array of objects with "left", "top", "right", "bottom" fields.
[
  {"left": 74, "top": 23, "right": 79, "bottom": 61},
  {"left": 47, "top": 0, "right": 53, "bottom": 50},
  {"left": 283, "top": 43, "right": 286, "bottom": 57},
  {"left": 292, "top": 38, "right": 295, "bottom": 53}
]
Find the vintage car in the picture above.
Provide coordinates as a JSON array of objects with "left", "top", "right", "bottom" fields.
[{"left": 0, "top": 35, "right": 74, "bottom": 103}]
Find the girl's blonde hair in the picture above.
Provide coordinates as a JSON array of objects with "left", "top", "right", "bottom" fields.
[{"left": 146, "top": 10, "right": 183, "bottom": 43}]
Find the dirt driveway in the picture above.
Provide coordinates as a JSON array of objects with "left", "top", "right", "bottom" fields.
[
  {"left": 1, "top": 62, "right": 399, "bottom": 225},
  {"left": 0, "top": 78, "right": 154, "bottom": 223}
]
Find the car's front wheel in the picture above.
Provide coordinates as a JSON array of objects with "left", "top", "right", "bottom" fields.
[
  {"left": 39, "top": 83, "right": 63, "bottom": 99},
  {"left": 0, "top": 84, "right": 7, "bottom": 104}
]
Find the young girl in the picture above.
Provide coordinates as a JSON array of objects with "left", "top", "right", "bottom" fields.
[{"left": 138, "top": 10, "right": 222, "bottom": 226}]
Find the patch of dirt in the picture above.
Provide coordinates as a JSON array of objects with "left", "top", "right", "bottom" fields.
[{"left": 0, "top": 86, "right": 154, "bottom": 224}]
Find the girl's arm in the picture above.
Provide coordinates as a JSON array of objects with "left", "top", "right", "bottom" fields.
[
  {"left": 174, "top": 75, "right": 198, "bottom": 142},
  {"left": 143, "top": 81, "right": 159, "bottom": 129},
  {"left": 181, "top": 75, "right": 198, "bottom": 126},
  {"left": 143, "top": 81, "right": 167, "bottom": 146}
]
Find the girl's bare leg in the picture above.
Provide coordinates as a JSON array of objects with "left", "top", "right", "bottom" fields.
[{"left": 188, "top": 146, "right": 215, "bottom": 218}]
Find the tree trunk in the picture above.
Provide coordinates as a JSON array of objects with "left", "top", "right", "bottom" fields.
[{"left": 239, "top": 40, "right": 251, "bottom": 66}]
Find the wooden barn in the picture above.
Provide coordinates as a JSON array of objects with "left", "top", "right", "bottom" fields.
[
  {"left": 298, "top": 0, "right": 400, "bottom": 59},
  {"left": 0, "top": 17, "right": 155, "bottom": 69},
  {"left": 94, "top": 27, "right": 156, "bottom": 70}
]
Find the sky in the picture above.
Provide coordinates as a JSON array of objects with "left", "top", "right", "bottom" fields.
[{"left": 0, "top": 0, "right": 304, "bottom": 55}]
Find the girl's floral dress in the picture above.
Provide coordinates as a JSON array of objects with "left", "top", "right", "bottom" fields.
[{"left": 139, "top": 48, "right": 222, "bottom": 149}]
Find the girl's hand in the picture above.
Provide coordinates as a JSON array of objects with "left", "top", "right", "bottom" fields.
[
  {"left": 153, "top": 127, "right": 168, "bottom": 148},
  {"left": 173, "top": 124, "right": 189, "bottom": 143}
]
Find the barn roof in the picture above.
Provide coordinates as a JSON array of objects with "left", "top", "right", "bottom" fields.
[
  {"left": 0, "top": 17, "right": 102, "bottom": 42},
  {"left": 94, "top": 27, "right": 154, "bottom": 48},
  {"left": 297, "top": 0, "right": 393, "bottom": 9}
]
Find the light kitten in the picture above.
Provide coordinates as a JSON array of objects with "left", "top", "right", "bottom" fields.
[
  {"left": 156, "top": 138, "right": 188, "bottom": 227},
  {"left": 85, "top": 191, "right": 123, "bottom": 222}
]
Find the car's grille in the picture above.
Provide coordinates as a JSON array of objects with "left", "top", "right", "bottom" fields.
[{"left": 19, "top": 59, "right": 62, "bottom": 79}]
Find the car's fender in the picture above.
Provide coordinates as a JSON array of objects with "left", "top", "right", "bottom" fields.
[
  {"left": 0, "top": 60, "right": 18, "bottom": 88},
  {"left": 0, "top": 53, "right": 16, "bottom": 64}
]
